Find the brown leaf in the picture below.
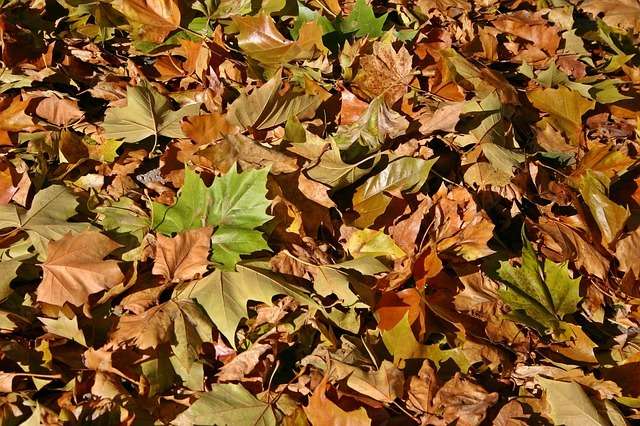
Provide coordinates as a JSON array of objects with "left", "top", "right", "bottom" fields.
[
  {"left": 152, "top": 227, "right": 211, "bottom": 282},
  {"left": 218, "top": 343, "right": 270, "bottom": 383},
  {"left": 352, "top": 42, "right": 413, "bottom": 105},
  {"left": 34, "top": 96, "right": 84, "bottom": 126},
  {"left": 492, "top": 11, "right": 560, "bottom": 54},
  {"left": 37, "top": 231, "right": 124, "bottom": 307},
  {"left": 181, "top": 112, "right": 237, "bottom": 146},
  {"left": 432, "top": 373, "right": 498, "bottom": 426}
]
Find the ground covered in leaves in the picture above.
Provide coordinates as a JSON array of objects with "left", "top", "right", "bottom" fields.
[{"left": 1, "top": 0, "right": 640, "bottom": 424}]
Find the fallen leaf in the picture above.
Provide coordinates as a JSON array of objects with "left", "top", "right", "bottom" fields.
[{"left": 37, "top": 231, "right": 124, "bottom": 307}]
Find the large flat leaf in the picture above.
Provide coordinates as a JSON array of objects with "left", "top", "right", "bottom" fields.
[
  {"left": 103, "top": 83, "right": 200, "bottom": 143},
  {"left": 173, "top": 383, "right": 276, "bottom": 426},
  {"left": 179, "top": 263, "right": 360, "bottom": 347}
]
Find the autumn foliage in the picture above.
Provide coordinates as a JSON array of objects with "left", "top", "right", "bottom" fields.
[{"left": 1, "top": 0, "right": 640, "bottom": 424}]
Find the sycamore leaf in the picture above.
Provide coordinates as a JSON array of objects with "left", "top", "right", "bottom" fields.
[
  {"left": 232, "top": 14, "right": 326, "bottom": 66},
  {"left": 179, "top": 263, "right": 359, "bottom": 348},
  {"left": 0, "top": 185, "right": 93, "bottom": 256},
  {"left": 337, "top": 0, "right": 387, "bottom": 38},
  {"left": 333, "top": 96, "right": 409, "bottom": 153},
  {"left": 580, "top": 0, "right": 640, "bottom": 33},
  {"left": 39, "top": 314, "right": 86, "bottom": 346},
  {"left": 330, "top": 360, "right": 404, "bottom": 404},
  {"left": 578, "top": 170, "right": 629, "bottom": 245},
  {"left": 37, "top": 231, "right": 124, "bottom": 307},
  {"left": 152, "top": 227, "right": 212, "bottom": 282},
  {"left": 304, "top": 378, "right": 371, "bottom": 426},
  {"left": 352, "top": 157, "right": 436, "bottom": 228},
  {"left": 173, "top": 383, "right": 276, "bottom": 426},
  {"left": 528, "top": 86, "right": 595, "bottom": 145},
  {"left": 110, "top": 299, "right": 212, "bottom": 350},
  {"left": 306, "top": 145, "right": 381, "bottom": 190},
  {"left": 352, "top": 42, "right": 413, "bottom": 105},
  {"left": 207, "top": 166, "right": 271, "bottom": 230},
  {"left": 537, "top": 377, "right": 608, "bottom": 426},
  {"left": 496, "top": 229, "right": 582, "bottom": 335},
  {"left": 226, "top": 70, "right": 329, "bottom": 131},
  {"left": 103, "top": 83, "right": 200, "bottom": 143},
  {"left": 381, "top": 314, "right": 470, "bottom": 369},
  {"left": 210, "top": 226, "right": 269, "bottom": 271}
]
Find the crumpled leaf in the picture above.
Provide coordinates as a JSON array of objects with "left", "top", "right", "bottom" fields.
[
  {"left": 232, "top": 14, "right": 326, "bottom": 66},
  {"left": 333, "top": 96, "right": 409, "bottom": 153}
]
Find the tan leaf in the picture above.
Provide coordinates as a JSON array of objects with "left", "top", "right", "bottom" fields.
[
  {"left": 0, "top": 96, "right": 36, "bottom": 132},
  {"left": 152, "top": 227, "right": 212, "bottom": 282},
  {"left": 432, "top": 373, "right": 498, "bottom": 426},
  {"left": 37, "top": 231, "right": 124, "bottom": 307}
]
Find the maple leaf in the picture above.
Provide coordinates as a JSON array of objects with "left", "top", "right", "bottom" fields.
[
  {"left": 37, "top": 231, "right": 124, "bottom": 307},
  {"left": 153, "top": 166, "right": 271, "bottom": 270},
  {"left": 103, "top": 83, "right": 200, "bottom": 143},
  {"left": 337, "top": 0, "right": 387, "bottom": 38},
  {"left": 496, "top": 229, "right": 582, "bottom": 336}
]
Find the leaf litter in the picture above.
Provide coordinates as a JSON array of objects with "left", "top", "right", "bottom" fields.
[{"left": 0, "top": 0, "right": 640, "bottom": 424}]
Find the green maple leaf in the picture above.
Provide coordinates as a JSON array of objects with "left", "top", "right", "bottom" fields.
[
  {"left": 496, "top": 228, "right": 582, "bottom": 336},
  {"left": 103, "top": 83, "right": 200, "bottom": 143},
  {"left": 338, "top": 0, "right": 387, "bottom": 38},
  {"left": 152, "top": 168, "right": 210, "bottom": 235},
  {"left": 152, "top": 166, "right": 272, "bottom": 270}
]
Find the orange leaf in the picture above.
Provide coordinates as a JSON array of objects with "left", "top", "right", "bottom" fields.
[
  {"left": 152, "top": 226, "right": 212, "bottom": 282},
  {"left": 37, "top": 231, "right": 124, "bottom": 307}
]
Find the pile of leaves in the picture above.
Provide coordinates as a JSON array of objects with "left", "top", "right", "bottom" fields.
[{"left": 1, "top": 0, "right": 640, "bottom": 424}]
